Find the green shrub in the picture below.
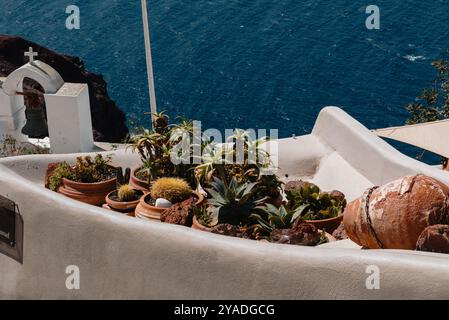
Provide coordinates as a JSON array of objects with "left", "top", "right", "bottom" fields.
[
  {"left": 48, "top": 162, "right": 75, "bottom": 191},
  {"left": 48, "top": 154, "right": 115, "bottom": 191},
  {"left": 285, "top": 182, "right": 346, "bottom": 221}
]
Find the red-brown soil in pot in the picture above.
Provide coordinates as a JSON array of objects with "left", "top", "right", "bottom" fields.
[{"left": 105, "top": 189, "right": 144, "bottom": 213}]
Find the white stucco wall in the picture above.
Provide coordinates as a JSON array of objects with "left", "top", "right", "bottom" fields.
[{"left": 0, "top": 107, "right": 449, "bottom": 299}]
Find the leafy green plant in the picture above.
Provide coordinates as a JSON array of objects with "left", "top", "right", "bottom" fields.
[
  {"left": 205, "top": 177, "right": 264, "bottom": 226},
  {"left": 128, "top": 112, "right": 199, "bottom": 186},
  {"left": 47, "top": 154, "right": 115, "bottom": 191},
  {"left": 250, "top": 204, "right": 331, "bottom": 243},
  {"left": 406, "top": 55, "right": 449, "bottom": 125},
  {"left": 151, "top": 177, "right": 193, "bottom": 203},
  {"left": 73, "top": 154, "right": 114, "bottom": 183},
  {"left": 193, "top": 204, "right": 218, "bottom": 228},
  {"left": 285, "top": 181, "right": 346, "bottom": 221},
  {"left": 48, "top": 162, "right": 75, "bottom": 191},
  {"left": 405, "top": 53, "right": 449, "bottom": 161},
  {"left": 195, "top": 130, "right": 273, "bottom": 185},
  {"left": 251, "top": 204, "right": 304, "bottom": 233}
]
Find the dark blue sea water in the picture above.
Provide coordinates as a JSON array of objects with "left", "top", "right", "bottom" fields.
[{"left": 2, "top": 0, "right": 448, "bottom": 162}]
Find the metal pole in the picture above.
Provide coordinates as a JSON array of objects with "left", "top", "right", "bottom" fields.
[{"left": 141, "top": 0, "right": 157, "bottom": 125}]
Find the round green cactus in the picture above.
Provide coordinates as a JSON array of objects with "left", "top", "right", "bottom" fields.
[
  {"left": 150, "top": 178, "right": 192, "bottom": 204},
  {"left": 118, "top": 184, "right": 136, "bottom": 202}
]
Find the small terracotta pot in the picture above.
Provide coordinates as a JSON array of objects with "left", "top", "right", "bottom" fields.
[
  {"left": 105, "top": 190, "right": 144, "bottom": 214},
  {"left": 304, "top": 214, "right": 343, "bottom": 234},
  {"left": 130, "top": 168, "right": 150, "bottom": 192},
  {"left": 135, "top": 193, "right": 167, "bottom": 221},
  {"left": 192, "top": 215, "right": 213, "bottom": 232},
  {"left": 58, "top": 177, "right": 117, "bottom": 206},
  {"left": 136, "top": 191, "right": 204, "bottom": 221}
]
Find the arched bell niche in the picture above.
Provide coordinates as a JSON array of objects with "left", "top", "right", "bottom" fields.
[
  {"left": 2, "top": 60, "right": 64, "bottom": 140},
  {"left": 17, "top": 78, "right": 48, "bottom": 139}
]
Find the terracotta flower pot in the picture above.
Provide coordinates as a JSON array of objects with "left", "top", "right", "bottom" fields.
[
  {"left": 135, "top": 193, "right": 166, "bottom": 221},
  {"left": 105, "top": 189, "right": 144, "bottom": 214},
  {"left": 343, "top": 175, "right": 449, "bottom": 250},
  {"left": 58, "top": 177, "right": 117, "bottom": 206},
  {"left": 192, "top": 215, "right": 212, "bottom": 232},
  {"left": 130, "top": 168, "right": 150, "bottom": 192},
  {"left": 304, "top": 214, "right": 343, "bottom": 234},
  {"left": 136, "top": 191, "right": 204, "bottom": 221}
]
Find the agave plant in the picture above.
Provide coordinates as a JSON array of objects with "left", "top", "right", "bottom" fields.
[
  {"left": 285, "top": 181, "right": 347, "bottom": 221},
  {"left": 250, "top": 204, "right": 304, "bottom": 234},
  {"left": 205, "top": 177, "right": 264, "bottom": 226}
]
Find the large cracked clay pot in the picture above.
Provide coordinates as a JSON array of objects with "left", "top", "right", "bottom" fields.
[{"left": 343, "top": 175, "right": 449, "bottom": 250}]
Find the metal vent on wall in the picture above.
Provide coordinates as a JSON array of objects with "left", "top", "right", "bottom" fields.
[{"left": 0, "top": 195, "right": 23, "bottom": 264}]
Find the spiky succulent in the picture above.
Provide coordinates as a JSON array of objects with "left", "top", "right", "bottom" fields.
[
  {"left": 48, "top": 162, "right": 75, "bottom": 191},
  {"left": 73, "top": 154, "right": 114, "bottom": 183},
  {"left": 117, "top": 184, "right": 136, "bottom": 202},
  {"left": 47, "top": 154, "right": 114, "bottom": 191},
  {"left": 251, "top": 204, "right": 304, "bottom": 233},
  {"left": 285, "top": 181, "right": 346, "bottom": 221},
  {"left": 205, "top": 177, "right": 264, "bottom": 226},
  {"left": 151, "top": 177, "right": 193, "bottom": 203},
  {"left": 128, "top": 111, "right": 200, "bottom": 186}
]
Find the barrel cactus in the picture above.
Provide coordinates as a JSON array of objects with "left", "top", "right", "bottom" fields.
[
  {"left": 118, "top": 184, "right": 136, "bottom": 202},
  {"left": 150, "top": 177, "right": 193, "bottom": 204}
]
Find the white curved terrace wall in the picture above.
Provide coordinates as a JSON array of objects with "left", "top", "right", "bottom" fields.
[
  {"left": 312, "top": 107, "right": 449, "bottom": 186},
  {"left": 0, "top": 107, "right": 449, "bottom": 299}
]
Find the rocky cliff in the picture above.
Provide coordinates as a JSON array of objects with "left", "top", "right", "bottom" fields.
[{"left": 0, "top": 35, "right": 129, "bottom": 142}]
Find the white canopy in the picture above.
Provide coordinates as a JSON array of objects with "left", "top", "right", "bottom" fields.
[{"left": 374, "top": 119, "right": 449, "bottom": 158}]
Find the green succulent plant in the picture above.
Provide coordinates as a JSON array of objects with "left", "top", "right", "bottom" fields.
[
  {"left": 205, "top": 177, "right": 264, "bottom": 226},
  {"left": 251, "top": 204, "right": 304, "bottom": 233},
  {"left": 285, "top": 181, "right": 346, "bottom": 221},
  {"left": 48, "top": 154, "right": 114, "bottom": 191},
  {"left": 195, "top": 129, "right": 271, "bottom": 185},
  {"left": 48, "top": 162, "right": 75, "bottom": 191},
  {"left": 128, "top": 111, "right": 201, "bottom": 187},
  {"left": 73, "top": 154, "right": 114, "bottom": 183},
  {"left": 193, "top": 204, "right": 219, "bottom": 228}
]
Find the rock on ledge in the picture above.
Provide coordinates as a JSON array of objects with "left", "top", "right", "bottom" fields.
[{"left": 0, "top": 35, "right": 129, "bottom": 142}]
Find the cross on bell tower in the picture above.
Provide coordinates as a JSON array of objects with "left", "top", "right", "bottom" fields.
[{"left": 24, "top": 47, "right": 38, "bottom": 64}]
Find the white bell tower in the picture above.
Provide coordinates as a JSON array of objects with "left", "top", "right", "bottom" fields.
[{"left": 0, "top": 47, "right": 95, "bottom": 154}]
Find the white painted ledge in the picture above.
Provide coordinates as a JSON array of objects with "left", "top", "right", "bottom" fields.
[{"left": 0, "top": 106, "right": 449, "bottom": 299}]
